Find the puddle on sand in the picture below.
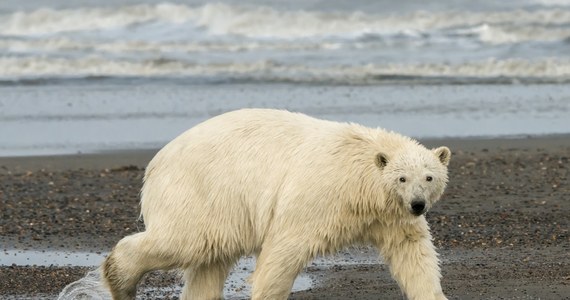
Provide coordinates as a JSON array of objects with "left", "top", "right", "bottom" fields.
[
  {"left": 54, "top": 257, "right": 313, "bottom": 299},
  {"left": 223, "top": 257, "right": 313, "bottom": 299},
  {"left": 3, "top": 248, "right": 380, "bottom": 299},
  {"left": 1, "top": 249, "right": 106, "bottom": 267}
]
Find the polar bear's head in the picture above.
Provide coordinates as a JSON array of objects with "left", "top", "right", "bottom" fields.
[{"left": 377, "top": 146, "right": 451, "bottom": 217}]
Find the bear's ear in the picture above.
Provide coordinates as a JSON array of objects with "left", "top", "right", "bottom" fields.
[
  {"left": 433, "top": 146, "right": 451, "bottom": 166},
  {"left": 375, "top": 152, "right": 389, "bottom": 169}
]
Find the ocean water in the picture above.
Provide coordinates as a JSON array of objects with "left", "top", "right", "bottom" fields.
[{"left": 1, "top": 0, "right": 570, "bottom": 156}]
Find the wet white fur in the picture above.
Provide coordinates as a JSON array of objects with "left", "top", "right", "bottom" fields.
[{"left": 102, "top": 108, "right": 450, "bottom": 300}]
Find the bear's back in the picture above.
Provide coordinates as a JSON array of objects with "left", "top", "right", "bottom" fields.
[
  {"left": 140, "top": 109, "right": 346, "bottom": 223},
  {"left": 151, "top": 109, "right": 341, "bottom": 168}
]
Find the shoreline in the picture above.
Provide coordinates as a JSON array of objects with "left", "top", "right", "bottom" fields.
[
  {"left": 1, "top": 134, "right": 569, "bottom": 299},
  {"left": 2, "top": 134, "right": 570, "bottom": 175}
]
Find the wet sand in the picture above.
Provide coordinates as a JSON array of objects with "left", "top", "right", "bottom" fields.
[{"left": 1, "top": 135, "right": 569, "bottom": 299}]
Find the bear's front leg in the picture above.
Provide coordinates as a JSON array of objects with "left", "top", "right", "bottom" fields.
[{"left": 375, "top": 220, "right": 447, "bottom": 300}]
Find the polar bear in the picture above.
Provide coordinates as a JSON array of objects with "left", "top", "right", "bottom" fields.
[{"left": 102, "top": 108, "right": 450, "bottom": 300}]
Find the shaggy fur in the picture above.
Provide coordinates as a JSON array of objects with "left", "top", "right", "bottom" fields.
[{"left": 102, "top": 108, "right": 450, "bottom": 300}]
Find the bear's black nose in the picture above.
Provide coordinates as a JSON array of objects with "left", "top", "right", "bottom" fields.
[{"left": 411, "top": 200, "right": 426, "bottom": 216}]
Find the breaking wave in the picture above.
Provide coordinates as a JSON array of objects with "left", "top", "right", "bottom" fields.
[
  {"left": 2, "top": 2, "right": 570, "bottom": 84},
  {"left": 1, "top": 3, "right": 570, "bottom": 44}
]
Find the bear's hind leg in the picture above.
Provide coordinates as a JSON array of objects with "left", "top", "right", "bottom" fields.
[
  {"left": 102, "top": 232, "right": 179, "bottom": 300},
  {"left": 180, "top": 261, "right": 235, "bottom": 300}
]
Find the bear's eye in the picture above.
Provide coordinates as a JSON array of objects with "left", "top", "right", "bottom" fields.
[
  {"left": 399, "top": 177, "right": 406, "bottom": 183},
  {"left": 426, "top": 176, "right": 433, "bottom": 182}
]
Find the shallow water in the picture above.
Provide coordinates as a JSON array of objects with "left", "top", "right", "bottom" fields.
[
  {"left": 1, "top": 0, "right": 570, "bottom": 156},
  {"left": 1, "top": 83, "right": 569, "bottom": 156}
]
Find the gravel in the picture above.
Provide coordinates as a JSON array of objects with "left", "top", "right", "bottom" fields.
[{"left": 1, "top": 137, "right": 569, "bottom": 299}]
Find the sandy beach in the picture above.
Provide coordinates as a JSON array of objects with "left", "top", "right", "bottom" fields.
[{"left": 1, "top": 135, "right": 569, "bottom": 299}]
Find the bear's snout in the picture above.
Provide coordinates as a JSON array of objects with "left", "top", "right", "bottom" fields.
[{"left": 410, "top": 199, "right": 426, "bottom": 216}]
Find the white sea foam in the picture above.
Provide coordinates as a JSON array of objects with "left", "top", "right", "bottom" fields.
[
  {"left": 0, "top": 37, "right": 343, "bottom": 55},
  {"left": 1, "top": 56, "right": 569, "bottom": 83}
]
